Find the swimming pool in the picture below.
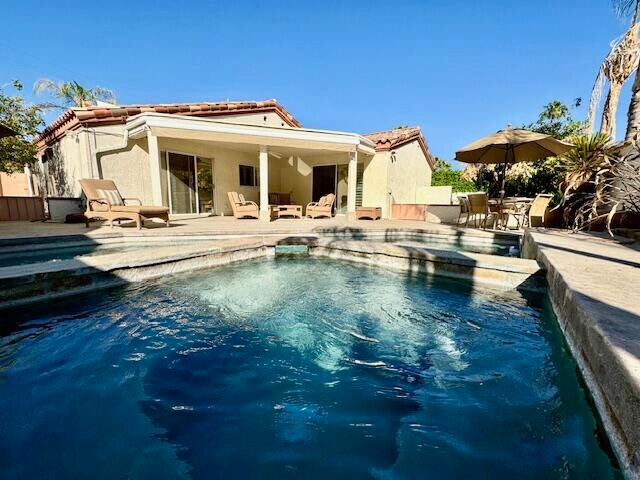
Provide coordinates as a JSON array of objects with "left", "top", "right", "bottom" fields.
[{"left": 0, "top": 258, "right": 619, "bottom": 479}]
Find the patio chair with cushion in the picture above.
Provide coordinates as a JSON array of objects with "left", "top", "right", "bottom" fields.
[
  {"left": 227, "top": 191, "right": 259, "bottom": 219},
  {"left": 306, "top": 193, "right": 335, "bottom": 219},
  {"left": 466, "top": 192, "right": 499, "bottom": 229},
  {"left": 528, "top": 194, "right": 554, "bottom": 227},
  {"left": 79, "top": 178, "right": 169, "bottom": 229}
]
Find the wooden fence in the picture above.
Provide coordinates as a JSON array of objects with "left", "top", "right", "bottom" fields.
[{"left": 0, "top": 196, "right": 46, "bottom": 221}]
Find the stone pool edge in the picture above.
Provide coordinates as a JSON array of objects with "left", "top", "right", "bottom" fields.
[
  {"left": 522, "top": 230, "right": 640, "bottom": 480},
  {"left": 0, "top": 236, "right": 543, "bottom": 311},
  {"left": 0, "top": 238, "right": 269, "bottom": 310}
]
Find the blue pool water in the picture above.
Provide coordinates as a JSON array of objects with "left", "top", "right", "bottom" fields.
[{"left": 0, "top": 258, "right": 620, "bottom": 479}]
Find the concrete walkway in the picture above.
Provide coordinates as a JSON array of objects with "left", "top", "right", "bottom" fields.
[{"left": 523, "top": 229, "right": 640, "bottom": 478}]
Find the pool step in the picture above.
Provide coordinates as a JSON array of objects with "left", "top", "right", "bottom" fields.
[{"left": 274, "top": 244, "right": 309, "bottom": 256}]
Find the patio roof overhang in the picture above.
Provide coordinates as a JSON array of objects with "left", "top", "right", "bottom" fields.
[{"left": 125, "top": 112, "right": 376, "bottom": 155}]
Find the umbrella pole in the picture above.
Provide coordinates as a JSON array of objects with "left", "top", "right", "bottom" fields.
[{"left": 499, "top": 148, "right": 508, "bottom": 200}]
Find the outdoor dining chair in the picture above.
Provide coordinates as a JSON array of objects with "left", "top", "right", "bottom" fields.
[
  {"left": 466, "top": 193, "right": 499, "bottom": 229},
  {"left": 527, "top": 194, "right": 554, "bottom": 227},
  {"left": 457, "top": 195, "right": 470, "bottom": 226}
]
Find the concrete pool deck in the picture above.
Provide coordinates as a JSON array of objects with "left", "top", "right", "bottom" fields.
[
  {"left": 0, "top": 216, "right": 520, "bottom": 245},
  {"left": 523, "top": 229, "right": 640, "bottom": 478}
]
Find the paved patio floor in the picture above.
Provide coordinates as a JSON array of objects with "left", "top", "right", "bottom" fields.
[{"left": 0, "top": 216, "right": 518, "bottom": 241}]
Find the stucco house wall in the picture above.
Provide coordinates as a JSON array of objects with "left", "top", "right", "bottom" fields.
[
  {"left": 388, "top": 140, "right": 431, "bottom": 205},
  {"left": 99, "top": 137, "right": 153, "bottom": 204},
  {"left": 279, "top": 152, "right": 355, "bottom": 208},
  {"left": 361, "top": 151, "right": 391, "bottom": 218}
]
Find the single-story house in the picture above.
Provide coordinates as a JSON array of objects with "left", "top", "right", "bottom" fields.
[{"left": 35, "top": 99, "right": 434, "bottom": 220}]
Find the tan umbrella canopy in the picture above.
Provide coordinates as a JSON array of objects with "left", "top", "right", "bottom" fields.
[{"left": 455, "top": 127, "right": 574, "bottom": 196}]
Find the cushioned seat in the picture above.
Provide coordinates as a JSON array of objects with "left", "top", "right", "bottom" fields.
[
  {"left": 79, "top": 178, "right": 170, "bottom": 229},
  {"left": 227, "top": 191, "right": 259, "bottom": 219},
  {"left": 110, "top": 205, "right": 169, "bottom": 214}
]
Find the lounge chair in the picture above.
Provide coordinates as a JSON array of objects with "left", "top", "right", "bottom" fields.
[
  {"left": 466, "top": 192, "right": 498, "bottom": 229},
  {"left": 228, "top": 191, "right": 259, "bottom": 219},
  {"left": 79, "top": 178, "right": 169, "bottom": 229},
  {"left": 306, "top": 193, "right": 335, "bottom": 219},
  {"left": 528, "top": 194, "right": 553, "bottom": 227}
]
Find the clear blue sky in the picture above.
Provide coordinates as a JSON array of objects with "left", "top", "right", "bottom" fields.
[{"left": 0, "top": 0, "right": 634, "bottom": 164}]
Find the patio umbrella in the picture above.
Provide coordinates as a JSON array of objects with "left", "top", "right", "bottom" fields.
[
  {"left": 455, "top": 127, "right": 574, "bottom": 198},
  {"left": 0, "top": 123, "right": 19, "bottom": 138}
]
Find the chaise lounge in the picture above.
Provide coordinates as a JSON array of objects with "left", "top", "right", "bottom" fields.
[
  {"left": 228, "top": 191, "right": 260, "bottom": 219},
  {"left": 306, "top": 193, "right": 335, "bottom": 219},
  {"left": 79, "top": 178, "right": 170, "bottom": 229}
]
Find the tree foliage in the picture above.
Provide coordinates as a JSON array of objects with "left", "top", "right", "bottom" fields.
[
  {"left": 34, "top": 79, "right": 116, "bottom": 109},
  {"left": 431, "top": 158, "right": 475, "bottom": 192},
  {"left": 0, "top": 80, "right": 44, "bottom": 174},
  {"left": 524, "top": 99, "right": 586, "bottom": 138}
]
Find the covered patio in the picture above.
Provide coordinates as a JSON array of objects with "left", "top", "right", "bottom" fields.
[{"left": 103, "top": 113, "right": 377, "bottom": 221}]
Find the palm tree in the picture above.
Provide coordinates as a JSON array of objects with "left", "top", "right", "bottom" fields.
[
  {"left": 612, "top": 0, "right": 640, "bottom": 143},
  {"left": 33, "top": 79, "right": 116, "bottom": 109}
]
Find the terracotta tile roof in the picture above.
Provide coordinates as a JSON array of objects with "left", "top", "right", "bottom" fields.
[
  {"left": 363, "top": 127, "right": 435, "bottom": 169},
  {"left": 36, "top": 99, "right": 302, "bottom": 148}
]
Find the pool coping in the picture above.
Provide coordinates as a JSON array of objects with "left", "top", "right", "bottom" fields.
[
  {"left": 522, "top": 229, "right": 640, "bottom": 479},
  {"left": 0, "top": 235, "right": 542, "bottom": 310}
]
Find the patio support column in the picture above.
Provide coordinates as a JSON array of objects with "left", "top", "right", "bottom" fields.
[
  {"left": 259, "top": 145, "right": 270, "bottom": 221},
  {"left": 347, "top": 150, "right": 358, "bottom": 220},
  {"left": 146, "top": 128, "right": 163, "bottom": 206}
]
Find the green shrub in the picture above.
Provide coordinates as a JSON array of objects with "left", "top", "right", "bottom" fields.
[{"left": 431, "top": 169, "right": 476, "bottom": 192}]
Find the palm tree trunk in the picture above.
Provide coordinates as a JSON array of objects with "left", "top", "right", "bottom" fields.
[
  {"left": 601, "top": 82, "right": 622, "bottom": 139},
  {"left": 625, "top": 64, "right": 640, "bottom": 145}
]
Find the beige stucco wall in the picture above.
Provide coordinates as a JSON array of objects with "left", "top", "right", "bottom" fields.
[
  {"left": 362, "top": 151, "right": 390, "bottom": 218},
  {"left": 41, "top": 130, "right": 90, "bottom": 197},
  {"left": 98, "top": 138, "right": 153, "bottom": 204},
  {"left": 0, "top": 172, "right": 33, "bottom": 196},
  {"left": 388, "top": 141, "right": 432, "bottom": 205},
  {"left": 279, "top": 151, "right": 352, "bottom": 207}
]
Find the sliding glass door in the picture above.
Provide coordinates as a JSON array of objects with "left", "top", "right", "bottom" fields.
[{"left": 166, "top": 152, "right": 214, "bottom": 214}]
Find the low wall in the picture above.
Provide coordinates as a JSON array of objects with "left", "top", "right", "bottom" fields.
[
  {"left": 391, "top": 204, "right": 427, "bottom": 221},
  {"left": 426, "top": 205, "right": 460, "bottom": 224},
  {"left": 0, "top": 196, "right": 45, "bottom": 221},
  {"left": 47, "top": 197, "right": 83, "bottom": 221}
]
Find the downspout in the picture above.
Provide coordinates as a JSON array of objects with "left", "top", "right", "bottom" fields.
[
  {"left": 84, "top": 128, "right": 95, "bottom": 178},
  {"left": 387, "top": 150, "right": 394, "bottom": 219}
]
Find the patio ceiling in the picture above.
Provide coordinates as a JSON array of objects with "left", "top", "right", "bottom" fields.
[{"left": 126, "top": 112, "right": 376, "bottom": 155}]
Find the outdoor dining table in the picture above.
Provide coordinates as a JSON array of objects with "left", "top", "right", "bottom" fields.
[{"left": 489, "top": 197, "right": 534, "bottom": 229}]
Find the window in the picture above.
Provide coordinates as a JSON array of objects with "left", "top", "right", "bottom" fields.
[{"left": 239, "top": 165, "right": 257, "bottom": 186}]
